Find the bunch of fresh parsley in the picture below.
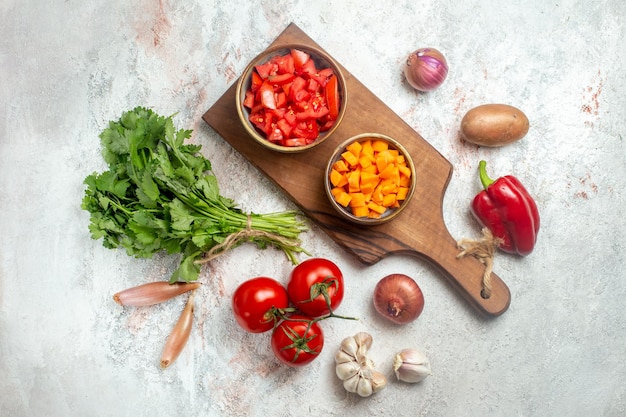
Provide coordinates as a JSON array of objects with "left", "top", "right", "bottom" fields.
[{"left": 82, "top": 107, "right": 308, "bottom": 283}]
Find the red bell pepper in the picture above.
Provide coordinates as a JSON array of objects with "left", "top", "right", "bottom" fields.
[{"left": 471, "top": 160, "right": 540, "bottom": 256}]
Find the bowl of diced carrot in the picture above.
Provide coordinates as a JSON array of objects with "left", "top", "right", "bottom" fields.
[
  {"left": 325, "top": 133, "right": 416, "bottom": 225},
  {"left": 236, "top": 44, "right": 348, "bottom": 153}
]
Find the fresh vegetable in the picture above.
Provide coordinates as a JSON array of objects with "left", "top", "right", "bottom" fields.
[
  {"left": 329, "top": 138, "right": 412, "bottom": 219},
  {"left": 232, "top": 277, "right": 290, "bottom": 333},
  {"left": 160, "top": 290, "right": 195, "bottom": 368},
  {"left": 113, "top": 281, "right": 201, "bottom": 306},
  {"left": 460, "top": 104, "right": 529, "bottom": 147},
  {"left": 373, "top": 274, "right": 424, "bottom": 324},
  {"left": 393, "top": 348, "right": 432, "bottom": 383},
  {"left": 244, "top": 48, "right": 341, "bottom": 147},
  {"left": 271, "top": 315, "right": 324, "bottom": 367},
  {"left": 471, "top": 161, "right": 540, "bottom": 256},
  {"left": 335, "top": 332, "right": 387, "bottom": 397},
  {"left": 287, "top": 258, "right": 345, "bottom": 318},
  {"left": 404, "top": 47, "right": 448, "bottom": 92},
  {"left": 81, "top": 107, "right": 308, "bottom": 283}
]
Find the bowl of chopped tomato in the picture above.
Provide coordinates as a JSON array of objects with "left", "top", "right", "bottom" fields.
[
  {"left": 325, "top": 133, "right": 416, "bottom": 225},
  {"left": 236, "top": 44, "right": 347, "bottom": 153}
]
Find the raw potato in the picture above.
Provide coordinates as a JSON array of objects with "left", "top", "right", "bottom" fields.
[{"left": 460, "top": 104, "right": 529, "bottom": 147}]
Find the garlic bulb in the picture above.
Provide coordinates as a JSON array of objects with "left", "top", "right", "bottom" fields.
[
  {"left": 335, "top": 332, "right": 387, "bottom": 397},
  {"left": 393, "top": 348, "right": 432, "bottom": 383}
]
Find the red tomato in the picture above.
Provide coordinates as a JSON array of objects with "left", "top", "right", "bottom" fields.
[
  {"left": 287, "top": 258, "right": 345, "bottom": 318},
  {"left": 271, "top": 315, "right": 324, "bottom": 367},
  {"left": 232, "top": 277, "right": 289, "bottom": 333}
]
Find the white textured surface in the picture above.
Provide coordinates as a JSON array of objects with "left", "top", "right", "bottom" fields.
[{"left": 1, "top": 1, "right": 625, "bottom": 416}]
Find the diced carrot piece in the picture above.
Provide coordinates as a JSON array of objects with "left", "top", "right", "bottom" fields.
[
  {"left": 358, "top": 155, "right": 374, "bottom": 169},
  {"left": 398, "top": 164, "right": 411, "bottom": 178},
  {"left": 367, "top": 201, "right": 387, "bottom": 214},
  {"left": 381, "top": 183, "right": 396, "bottom": 195},
  {"left": 361, "top": 140, "right": 374, "bottom": 157},
  {"left": 379, "top": 163, "right": 398, "bottom": 180},
  {"left": 360, "top": 171, "right": 379, "bottom": 185},
  {"left": 382, "top": 193, "right": 397, "bottom": 207},
  {"left": 374, "top": 151, "right": 391, "bottom": 170},
  {"left": 331, "top": 186, "right": 344, "bottom": 197},
  {"left": 362, "top": 164, "right": 378, "bottom": 174},
  {"left": 367, "top": 211, "right": 382, "bottom": 219},
  {"left": 396, "top": 154, "right": 406, "bottom": 165},
  {"left": 346, "top": 141, "right": 362, "bottom": 157},
  {"left": 341, "top": 151, "right": 359, "bottom": 167},
  {"left": 372, "top": 184, "right": 385, "bottom": 204},
  {"left": 330, "top": 169, "right": 347, "bottom": 187},
  {"left": 347, "top": 170, "right": 361, "bottom": 193},
  {"left": 396, "top": 187, "right": 409, "bottom": 201},
  {"left": 399, "top": 174, "right": 411, "bottom": 187},
  {"left": 334, "top": 190, "right": 352, "bottom": 207},
  {"left": 352, "top": 205, "right": 370, "bottom": 218},
  {"left": 360, "top": 181, "right": 375, "bottom": 195},
  {"left": 333, "top": 159, "right": 349, "bottom": 172},
  {"left": 349, "top": 192, "right": 367, "bottom": 207},
  {"left": 372, "top": 140, "right": 389, "bottom": 152}
]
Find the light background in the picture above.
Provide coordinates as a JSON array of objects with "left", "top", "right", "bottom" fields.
[{"left": 1, "top": 1, "right": 624, "bottom": 416}]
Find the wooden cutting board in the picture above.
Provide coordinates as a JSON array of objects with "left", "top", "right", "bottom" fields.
[{"left": 202, "top": 23, "right": 510, "bottom": 317}]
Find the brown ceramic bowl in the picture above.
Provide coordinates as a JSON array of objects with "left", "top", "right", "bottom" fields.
[
  {"left": 325, "top": 133, "right": 416, "bottom": 225},
  {"left": 235, "top": 44, "right": 347, "bottom": 153}
]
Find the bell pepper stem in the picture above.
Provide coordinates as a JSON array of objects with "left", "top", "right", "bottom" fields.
[{"left": 478, "top": 160, "right": 495, "bottom": 190}]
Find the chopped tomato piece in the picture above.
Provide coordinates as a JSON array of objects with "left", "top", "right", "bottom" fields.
[
  {"left": 293, "top": 120, "right": 319, "bottom": 140},
  {"left": 259, "top": 81, "right": 277, "bottom": 109},
  {"left": 298, "top": 58, "right": 317, "bottom": 77},
  {"left": 307, "top": 78, "right": 320, "bottom": 93},
  {"left": 268, "top": 73, "right": 296, "bottom": 84},
  {"left": 291, "top": 49, "right": 310, "bottom": 70},
  {"left": 267, "top": 127, "right": 284, "bottom": 142},
  {"left": 283, "top": 108, "right": 297, "bottom": 125},
  {"left": 250, "top": 71, "right": 263, "bottom": 92},
  {"left": 243, "top": 90, "right": 255, "bottom": 109},
  {"left": 325, "top": 75, "right": 340, "bottom": 120},
  {"left": 283, "top": 138, "right": 309, "bottom": 147},
  {"left": 276, "top": 118, "right": 293, "bottom": 137},
  {"left": 255, "top": 62, "right": 277, "bottom": 79},
  {"left": 274, "top": 91, "right": 287, "bottom": 109},
  {"left": 274, "top": 54, "right": 295, "bottom": 75}
]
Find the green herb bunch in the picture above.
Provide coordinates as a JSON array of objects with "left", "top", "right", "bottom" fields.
[{"left": 82, "top": 107, "right": 308, "bottom": 282}]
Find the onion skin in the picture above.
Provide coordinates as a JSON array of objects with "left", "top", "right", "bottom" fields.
[
  {"left": 404, "top": 48, "right": 448, "bottom": 92},
  {"left": 373, "top": 274, "right": 424, "bottom": 324},
  {"left": 113, "top": 281, "right": 201, "bottom": 307},
  {"left": 160, "top": 291, "right": 195, "bottom": 369}
]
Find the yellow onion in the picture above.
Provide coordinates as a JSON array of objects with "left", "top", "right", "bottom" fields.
[{"left": 404, "top": 48, "right": 448, "bottom": 92}]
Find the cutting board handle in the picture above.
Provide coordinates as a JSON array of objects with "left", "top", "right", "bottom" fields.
[{"left": 404, "top": 226, "right": 511, "bottom": 317}]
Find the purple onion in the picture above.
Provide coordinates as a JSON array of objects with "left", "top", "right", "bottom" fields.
[{"left": 404, "top": 47, "right": 448, "bottom": 92}]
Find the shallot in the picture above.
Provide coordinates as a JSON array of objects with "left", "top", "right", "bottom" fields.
[
  {"left": 113, "top": 281, "right": 201, "bottom": 307},
  {"left": 373, "top": 274, "right": 424, "bottom": 324},
  {"left": 160, "top": 291, "right": 195, "bottom": 369}
]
